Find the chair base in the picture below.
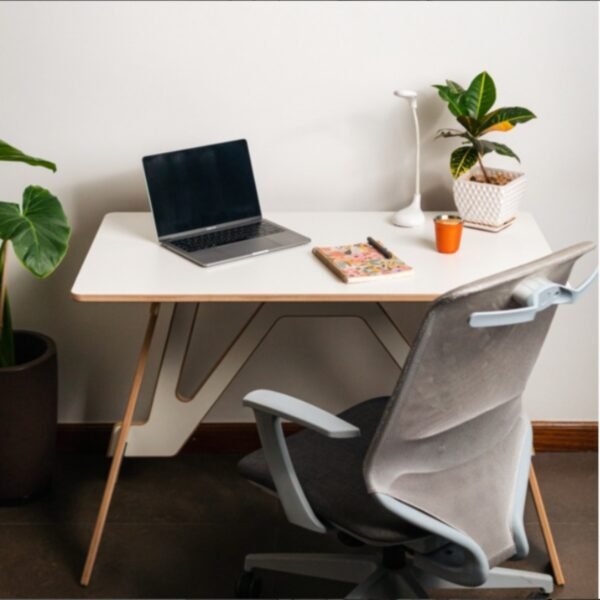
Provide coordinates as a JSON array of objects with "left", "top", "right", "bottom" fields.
[{"left": 242, "top": 552, "right": 553, "bottom": 599}]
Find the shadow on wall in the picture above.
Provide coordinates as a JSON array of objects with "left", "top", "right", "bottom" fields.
[
  {"left": 40, "top": 170, "right": 152, "bottom": 421},
  {"left": 421, "top": 182, "right": 455, "bottom": 212},
  {"left": 40, "top": 169, "right": 148, "bottom": 321},
  {"left": 70, "top": 169, "right": 149, "bottom": 241},
  {"left": 60, "top": 169, "right": 149, "bottom": 300},
  {"left": 387, "top": 89, "right": 457, "bottom": 213},
  {"left": 419, "top": 90, "right": 457, "bottom": 213}
]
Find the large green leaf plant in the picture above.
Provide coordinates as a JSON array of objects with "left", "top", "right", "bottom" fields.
[
  {"left": 433, "top": 71, "right": 536, "bottom": 182},
  {"left": 0, "top": 140, "right": 70, "bottom": 368}
]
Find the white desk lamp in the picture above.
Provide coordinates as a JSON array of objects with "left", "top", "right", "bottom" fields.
[{"left": 392, "top": 89, "right": 425, "bottom": 227}]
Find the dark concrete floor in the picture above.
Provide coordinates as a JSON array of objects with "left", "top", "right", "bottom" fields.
[{"left": 0, "top": 452, "right": 596, "bottom": 599}]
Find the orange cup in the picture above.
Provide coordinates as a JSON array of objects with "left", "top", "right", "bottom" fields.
[{"left": 434, "top": 214, "right": 463, "bottom": 254}]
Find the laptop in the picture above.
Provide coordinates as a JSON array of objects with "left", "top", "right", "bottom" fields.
[{"left": 142, "top": 139, "right": 310, "bottom": 267}]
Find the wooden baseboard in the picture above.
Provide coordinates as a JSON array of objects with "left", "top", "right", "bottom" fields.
[
  {"left": 57, "top": 420, "right": 597, "bottom": 454},
  {"left": 532, "top": 421, "right": 598, "bottom": 452}
]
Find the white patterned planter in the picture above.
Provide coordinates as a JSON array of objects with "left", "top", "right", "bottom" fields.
[{"left": 453, "top": 167, "right": 526, "bottom": 228}]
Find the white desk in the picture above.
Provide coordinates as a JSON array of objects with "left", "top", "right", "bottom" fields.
[
  {"left": 73, "top": 211, "right": 551, "bottom": 457},
  {"left": 73, "top": 211, "right": 550, "bottom": 302},
  {"left": 73, "top": 211, "right": 555, "bottom": 586}
]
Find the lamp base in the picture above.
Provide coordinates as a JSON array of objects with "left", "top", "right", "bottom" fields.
[{"left": 391, "top": 194, "right": 424, "bottom": 227}]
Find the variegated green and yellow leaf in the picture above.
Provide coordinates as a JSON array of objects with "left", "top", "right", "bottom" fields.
[
  {"left": 433, "top": 84, "right": 467, "bottom": 117},
  {"left": 457, "top": 115, "right": 480, "bottom": 136},
  {"left": 491, "top": 142, "right": 520, "bottom": 161},
  {"left": 450, "top": 146, "right": 479, "bottom": 179},
  {"left": 480, "top": 107, "right": 536, "bottom": 135},
  {"left": 464, "top": 71, "right": 496, "bottom": 119},
  {"left": 446, "top": 80, "right": 465, "bottom": 95},
  {"left": 435, "top": 128, "right": 468, "bottom": 140},
  {"left": 478, "top": 140, "right": 520, "bottom": 162}
]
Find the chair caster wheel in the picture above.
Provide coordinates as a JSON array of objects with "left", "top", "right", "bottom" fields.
[{"left": 235, "top": 570, "right": 262, "bottom": 598}]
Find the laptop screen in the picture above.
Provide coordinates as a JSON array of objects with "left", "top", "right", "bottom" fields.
[{"left": 143, "top": 139, "right": 262, "bottom": 238}]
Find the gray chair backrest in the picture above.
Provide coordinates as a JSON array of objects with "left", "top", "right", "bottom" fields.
[{"left": 364, "top": 242, "right": 595, "bottom": 567}]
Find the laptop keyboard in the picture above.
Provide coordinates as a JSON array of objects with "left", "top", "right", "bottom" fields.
[{"left": 170, "top": 221, "right": 285, "bottom": 252}]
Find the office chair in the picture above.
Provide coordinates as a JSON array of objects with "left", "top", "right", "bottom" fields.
[{"left": 237, "top": 242, "right": 597, "bottom": 599}]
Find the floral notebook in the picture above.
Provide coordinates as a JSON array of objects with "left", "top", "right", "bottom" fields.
[{"left": 313, "top": 242, "right": 413, "bottom": 284}]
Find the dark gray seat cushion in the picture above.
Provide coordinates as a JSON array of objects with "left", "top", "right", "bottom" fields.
[{"left": 238, "top": 396, "right": 426, "bottom": 545}]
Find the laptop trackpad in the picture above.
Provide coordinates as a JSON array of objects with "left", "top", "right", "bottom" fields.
[
  {"left": 205, "top": 237, "right": 278, "bottom": 262},
  {"left": 221, "top": 237, "right": 278, "bottom": 258},
  {"left": 242, "top": 237, "right": 279, "bottom": 252}
]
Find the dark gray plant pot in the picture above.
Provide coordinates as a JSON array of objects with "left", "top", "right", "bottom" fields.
[{"left": 0, "top": 331, "right": 57, "bottom": 502}]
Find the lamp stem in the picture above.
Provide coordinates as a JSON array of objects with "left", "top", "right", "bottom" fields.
[{"left": 411, "top": 104, "right": 421, "bottom": 195}]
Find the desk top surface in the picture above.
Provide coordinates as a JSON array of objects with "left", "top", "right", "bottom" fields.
[{"left": 72, "top": 211, "right": 551, "bottom": 302}]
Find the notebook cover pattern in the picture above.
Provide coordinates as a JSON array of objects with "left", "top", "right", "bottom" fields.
[{"left": 313, "top": 243, "right": 413, "bottom": 283}]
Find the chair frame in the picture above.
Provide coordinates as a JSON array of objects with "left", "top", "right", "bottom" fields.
[{"left": 241, "top": 389, "right": 553, "bottom": 599}]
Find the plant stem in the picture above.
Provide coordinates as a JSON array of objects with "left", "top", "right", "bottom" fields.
[
  {"left": 0, "top": 241, "right": 7, "bottom": 333},
  {"left": 477, "top": 154, "right": 492, "bottom": 184}
]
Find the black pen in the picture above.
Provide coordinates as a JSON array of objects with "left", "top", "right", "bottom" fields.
[{"left": 367, "top": 237, "right": 393, "bottom": 259}]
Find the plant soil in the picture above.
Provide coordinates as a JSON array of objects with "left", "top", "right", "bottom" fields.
[{"left": 470, "top": 172, "right": 515, "bottom": 186}]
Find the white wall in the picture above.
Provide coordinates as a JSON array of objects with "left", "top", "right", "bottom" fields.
[{"left": 0, "top": 1, "right": 597, "bottom": 423}]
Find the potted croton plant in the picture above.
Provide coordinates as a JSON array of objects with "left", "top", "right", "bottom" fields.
[
  {"left": 0, "top": 139, "right": 70, "bottom": 501},
  {"left": 434, "top": 71, "right": 536, "bottom": 231}
]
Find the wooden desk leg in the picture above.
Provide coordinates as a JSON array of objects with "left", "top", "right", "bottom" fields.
[
  {"left": 80, "top": 303, "right": 160, "bottom": 586},
  {"left": 529, "top": 464, "right": 566, "bottom": 586}
]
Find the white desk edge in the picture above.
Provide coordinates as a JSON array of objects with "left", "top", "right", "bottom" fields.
[{"left": 71, "top": 211, "right": 552, "bottom": 303}]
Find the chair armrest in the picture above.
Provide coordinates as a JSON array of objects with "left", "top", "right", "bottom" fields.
[
  {"left": 243, "top": 389, "right": 360, "bottom": 534},
  {"left": 470, "top": 268, "right": 598, "bottom": 328},
  {"left": 243, "top": 389, "right": 360, "bottom": 438}
]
